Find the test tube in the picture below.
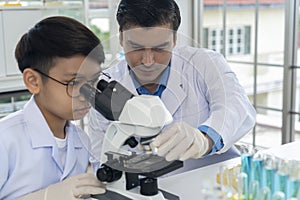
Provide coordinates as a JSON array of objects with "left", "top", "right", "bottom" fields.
[
  {"left": 249, "top": 180, "right": 259, "bottom": 200},
  {"left": 274, "top": 158, "right": 289, "bottom": 195},
  {"left": 263, "top": 154, "right": 276, "bottom": 196},
  {"left": 287, "top": 160, "right": 300, "bottom": 199},
  {"left": 272, "top": 191, "right": 285, "bottom": 200},
  {"left": 259, "top": 186, "right": 271, "bottom": 200},
  {"left": 237, "top": 172, "right": 248, "bottom": 200},
  {"left": 240, "top": 145, "right": 255, "bottom": 188},
  {"left": 218, "top": 165, "right": 235, "bottom": 199},
  {"left": 219, "top": 165, "right": 229, "bottom": 193},
  {"left": 252, "top": 151, "right": 264, "bottom": 189}
]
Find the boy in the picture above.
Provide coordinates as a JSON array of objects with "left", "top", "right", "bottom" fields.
[{"left": 0, "top": 16, "right": 106, "bottom": 199}]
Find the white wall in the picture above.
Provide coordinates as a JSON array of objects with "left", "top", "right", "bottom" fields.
[
  {"left": 0, "top": 8, "right": 75, "bottom": 92},
  {"left": 176, "top": 0, "right": 194, "bottom": 46},
  {"left": 0, "top": 12, "right": 5, "bottom": 77}
]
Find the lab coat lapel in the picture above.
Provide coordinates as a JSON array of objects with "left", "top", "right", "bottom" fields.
[
  {"left": 161, "top": 59, "right": 187, "bottom": 115},
  {"left": 118, "top": 66, "right": 139, "bottom": 95},
  {"left": 61, "top": 126, "right": 82, "bottom": 179},
  {"left": 24, "top": 96, "right": 64, "bottom": 173}
]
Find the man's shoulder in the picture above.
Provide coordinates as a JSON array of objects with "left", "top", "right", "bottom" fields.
[
  {"left": 173, "top": 46, "right": 225, "bottom": 69},
  {"left": 174, "top": 45, "right": 219, "bottom": 57}
]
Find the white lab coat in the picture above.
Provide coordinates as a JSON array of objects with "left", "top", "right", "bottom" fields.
[
  {"left": 0, "top": 96, "right": 90, "bottom": 200},
  {"left": 88, "top": 46, "right": 256, "bottom": 173}
]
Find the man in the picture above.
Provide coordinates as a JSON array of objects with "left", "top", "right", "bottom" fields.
[{"left": 88, "top": 0, "right": 256, "bottom": 175}]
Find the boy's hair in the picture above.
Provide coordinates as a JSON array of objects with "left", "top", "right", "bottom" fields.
[
  {"left": 15, "top": 16, "right": 105, "bottom": 74},
  {"left": 116, "top": 0, "right": 181, "bottom": 32}
]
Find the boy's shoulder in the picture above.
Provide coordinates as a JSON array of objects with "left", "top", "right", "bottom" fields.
[
  {"left": 0, "top": 110, "right": 25, "bottom": 140},
  {"left": 0, "top": 110, "right": 24, "bottom": 129}
]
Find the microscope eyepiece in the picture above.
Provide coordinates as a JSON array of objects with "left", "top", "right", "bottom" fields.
[
  {"left": 79, "top": 79, "right": 134, "bottom": 121},
  {"left": 97, "top": 79, "right": 108, "bottom": 92},
  {"left": 79, "top": 83, "right": 96, "bottom": 104}
]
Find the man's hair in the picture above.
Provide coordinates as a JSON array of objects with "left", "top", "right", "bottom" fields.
[
  {"left": 15, "top": 16, "right": 105, "bottom": 74},
  {"left": 116, "top": 0, "right": 181, "bottom": 32}
]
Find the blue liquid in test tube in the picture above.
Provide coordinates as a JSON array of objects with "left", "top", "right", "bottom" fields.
[
  {"left": 287, "top": 160, "right": 300, "bottom": 199},
  {"left": 274, "top": 173, "right": 288, "bottom": 196},
  {"left": 252, "top": 155, "right": 264, "bottom": 189},
  {"left": 263, "top": 155, "right": 276, "bottom": 198},
  {"left": 242, "top": 153, "right": 253, "bottom": 186},
  {"left": 274, "top": 159, "right": 289, "bottom": 195}
]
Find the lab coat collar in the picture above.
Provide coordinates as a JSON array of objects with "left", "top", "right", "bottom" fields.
[
  {"left": 23, "top": 96, "right": 57, "bottom": 148},
  {"left": 117, "top": 57, "right": 187, "bottom": 115},
  {"left": 23, "top": 96, "right": 83, "bottom": 173}
]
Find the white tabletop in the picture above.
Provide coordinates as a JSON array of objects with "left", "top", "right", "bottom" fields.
[
  {"left": 158, "top": 141, "right": 300, "bottom": 200},
  {"left": 158, "top": 157, "right": 240, "bottom": 200},
  {"left": 91, "top": 141, "right": 300, "bottom": 200}
]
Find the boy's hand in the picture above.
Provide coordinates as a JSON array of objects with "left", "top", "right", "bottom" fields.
[
  {"left": 17, "top": 173, "right": 105, "bottom": 200},
  {"left": 152, "top": 122, "right": 211, "bottom": 161}
]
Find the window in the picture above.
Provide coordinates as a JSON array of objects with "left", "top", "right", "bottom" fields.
[
  {"left": 203, "top": 26, "right": 251, "bottom": 56},
  {"left": 200, "top": 0, "right": 292, "bottom": 149}
]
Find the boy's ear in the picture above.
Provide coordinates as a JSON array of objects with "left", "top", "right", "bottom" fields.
[{"left": 23, "top": 68, "right": 41, "bottom": 94}]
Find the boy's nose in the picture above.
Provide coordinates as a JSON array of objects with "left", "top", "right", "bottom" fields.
[{"left": 78, "top": 93, "right": 87, "bottom": 102}]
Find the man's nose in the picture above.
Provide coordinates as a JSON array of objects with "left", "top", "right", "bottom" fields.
[{"left": 142, "top": 48, "right": 154, "bottom": 66}]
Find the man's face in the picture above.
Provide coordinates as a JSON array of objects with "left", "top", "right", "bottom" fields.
[{"left": 120, "top": 25, "right": 176, "bottom": 86}]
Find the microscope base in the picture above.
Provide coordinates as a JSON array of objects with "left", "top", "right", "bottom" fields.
[{"left": 91, "top": 188, "right": 180, "bottom": 200}]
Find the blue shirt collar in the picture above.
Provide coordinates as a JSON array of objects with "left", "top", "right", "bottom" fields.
[{"left": 129, "top": 63, "right": 170, "bottom": 90}]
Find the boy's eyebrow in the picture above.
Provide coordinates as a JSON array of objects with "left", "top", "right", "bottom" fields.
[
  {"left": 64, "top": 70, "right": 101, "bottom": 79},
  {"left": 127, "top": 40, "right": 171, "bottom": 48}
]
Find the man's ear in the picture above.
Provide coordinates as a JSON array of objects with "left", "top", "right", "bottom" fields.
[
  {"left": 119, "top": 30, "right": 123, "bottom": 47},
  {"left": 23, "top": 68, "right": 41, "bottom": 94},
  {"left": 173, "top": 32, "right": 177, "bottom": 47}
]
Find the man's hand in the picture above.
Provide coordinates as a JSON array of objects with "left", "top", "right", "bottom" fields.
[
  {"left": 17, "top": 173, "right": 106, "bottom": 200},
  {"left": 152, "top": 122, "right": 211, "bottom": 161}
]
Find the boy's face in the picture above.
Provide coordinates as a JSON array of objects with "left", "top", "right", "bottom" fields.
[
  {"left": 120, "top": 25, "right": 176, "bottom": 86},
  {"left": 36, "top": 55, "right": 101, "bottom": 121}
]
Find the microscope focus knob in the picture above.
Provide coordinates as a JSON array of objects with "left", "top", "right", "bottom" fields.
[
  {"left": 97, "top": 165, "right": 122, "bottom": 182},
  {"left": 124, "top": 136, "right": 138, "bottom": 148},
  {"left": 140, "top": 177, "right": 158, "bottom": 196}
]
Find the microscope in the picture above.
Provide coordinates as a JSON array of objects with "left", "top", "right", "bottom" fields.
[{"left": 80, "top": 80, "right": 183, "bottom": 200}]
